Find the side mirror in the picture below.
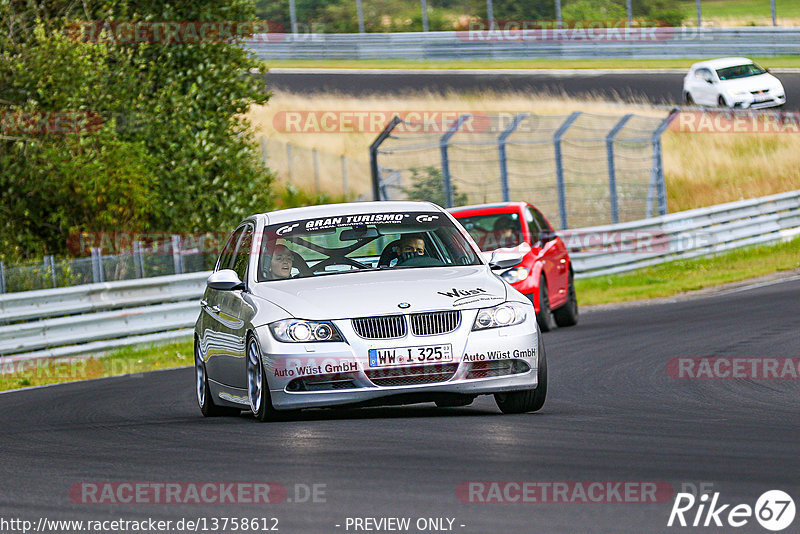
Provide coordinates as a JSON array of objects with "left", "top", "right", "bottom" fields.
[
  {"left": 705, "top": 78, "right": 715, "bottom": 84},
  {"left": 488, "top": 251, "right": 525, "bottom": 271},
  {"left": 538, "top": 230, "right": 556, "bottom": 243},
  {"left": 207, "top": 269, "right": 245, "bottom": 291}
]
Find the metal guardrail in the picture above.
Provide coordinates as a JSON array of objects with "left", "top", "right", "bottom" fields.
[
  {"left": 566, "top": 190, "right": 800, "bottom": 278},
  {"left": 247, "top": 27, "right": 800, "bottom": 60},
  {"left": 1, "top": 189, "right": 798, "bottom": 363}
]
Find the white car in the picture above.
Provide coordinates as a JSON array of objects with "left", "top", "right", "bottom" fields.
[
  {"left": 194, "top": 201, "right": 547, "bottom": 421},
  {"left": 683, "top": 57, "right": 786, "bottom": 109}
]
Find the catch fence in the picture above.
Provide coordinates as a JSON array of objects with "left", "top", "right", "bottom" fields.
[{"left": 371, "top": 110, "right": 677, "bottom": 229}]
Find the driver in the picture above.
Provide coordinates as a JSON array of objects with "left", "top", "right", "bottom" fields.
[
  {"left": 263, "top": 244, "right": 294, "bottom": 279},
  {"left": 399, "top": 234, "right": 425, "bottom": 258},
  {"left": 493, "top": 216, "right": 520, "bottom": 248}
]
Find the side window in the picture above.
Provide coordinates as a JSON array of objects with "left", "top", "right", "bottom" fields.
[
  {"left": 232, "top": 225, "right": 254, "bottom": 282},
  {"left": 532, "top": 208, "right": 552, "bottom": 233},
  {"left": 525, "top": 208, "right": 541, "bottom": 243},
  {"left": 216, "top": 228, "right": 243, "bottom": 272}
]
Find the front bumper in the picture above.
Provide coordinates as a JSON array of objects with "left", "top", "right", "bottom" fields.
[
  {"left": 254, "top": 307, "right": 540, "bottom": 410},
  {"left": 730, "top": 91, "right": 786, "bottom": 109}
]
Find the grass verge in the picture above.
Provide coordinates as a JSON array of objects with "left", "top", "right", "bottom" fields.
[
  {"left": 264, "top": 56, "right": 800, "bottom": 70},
  {"left": 0, "top": 339, "right": 193, "bottom": 393},
  {"left": 575, "top": 235, "right": 800, "bottom": 306}
]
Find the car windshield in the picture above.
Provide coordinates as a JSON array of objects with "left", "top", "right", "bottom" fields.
[
  {"left": 257, "top": 211, "right": 482, "bottom": 281},
  {"left": 453, "top": 212, "right": 524, "bottom": 252},
  {"left": 716, "top": 63, "right": 766, "bottom": 81}
]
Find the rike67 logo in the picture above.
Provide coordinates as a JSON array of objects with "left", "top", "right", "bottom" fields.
[{"left": 668, "top": 490, "right": 796, "bottom": 531}]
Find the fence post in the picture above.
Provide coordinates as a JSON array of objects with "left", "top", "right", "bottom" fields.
[
  {"left": 91, "top": 247, "right": 104, "bottom": 283},
  {"left": 133, "top": 240, "right": 145, "bottom": 278},
  {"left": 341, "top": 155, "right": 349, "bottom": 195},
  {"left": 312, "top": 148, "right": 320, "bottom": 192},
  {"left": 553, "top": 112, "right": 581, "bottom": 229},
  {"left": 0, "top": 260, "right": 5, "bottom": 294},
  {"left": 172, "top": 235, "right": 184, "bottom": 275},
  {"left": 286, "top": 142, "right": 294, "bottom": 183},
  {"left": 606, "top": 114, "right": 633, "bottom": 224},
  {"left": 369, "top": 116, "right": 404, "bottom": 201},
  {"left": 45, "top": 255, "right": 57, "bottom": 288},
  {"left": 647, "top": 109, "right": 679, "bottom": 218},
  {"left": 439, "top": 114, "right": 472, "bottom": 208},
  {"left": 260, "top": 137, "right": 268, "bottom": 166},
  {"left": 497, "top": 113, "right": 529, "bottom": 203}
]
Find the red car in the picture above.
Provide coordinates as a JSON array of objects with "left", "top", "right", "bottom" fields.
[{"left": 449, "top": 202, "right": 578, "bottom": 332}]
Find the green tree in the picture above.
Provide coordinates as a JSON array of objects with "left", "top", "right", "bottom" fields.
[
  {"left": 403, "top": 166, "right": 467, "bottom": 208},
  {"left": 0, "top": 1, "right": 274, "bottom": 260}
]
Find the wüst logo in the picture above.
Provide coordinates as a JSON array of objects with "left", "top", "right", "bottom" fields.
[
  {"left": 668, "top": 490, "right": 796, "bottom": 530},
  {"left": 437, "top": 288, "right": 487, "bottom": 299}
]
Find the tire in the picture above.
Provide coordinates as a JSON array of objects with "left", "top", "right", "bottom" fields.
[
  {"left": 534, "top": 274, "right": 555, "bottom": 332},
  {"left": 553, "top": 270, "right": 579, "bottom": 327},
  {"left": 435, "top": 396, "right": 475, "bottom": 408},
  {"left": 684, "top": 92, "right": 694, "bottom": 105},
  {"left": 247, "top": 337, "right": 295, "bottom": 422},
  {"left": 494, "top": 331, "right": 547, "bottom": 414},
  {"left": 195, "top": 339, "right": 240, "bottom": 417}
]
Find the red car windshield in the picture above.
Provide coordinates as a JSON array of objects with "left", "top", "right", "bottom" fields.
[{"left": 455, "top": 212, "right": 525, "bottom": 252}]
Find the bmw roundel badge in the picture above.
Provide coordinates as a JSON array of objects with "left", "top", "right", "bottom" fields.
[{"left": 398, "top": 302, "right": 411, "bottom": 309}]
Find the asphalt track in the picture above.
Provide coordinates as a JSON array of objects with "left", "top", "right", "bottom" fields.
[
  {"left": 1, "top": 277, "right": 799, "bottom": 533},
  {"left": 266, "top": 69, "right": 800, "bottom": 110}
]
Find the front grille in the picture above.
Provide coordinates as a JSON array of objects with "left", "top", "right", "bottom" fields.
[
  {"left": 365, "top": 363, "right": 459, "bottom": 387},
  {"left": 352, "top": 315, "right": 407, "bottom": 339},
  {"left": 409, "top": 311, "right": 461, "bottom": 336},
  {"left": 466, "top": 359, "right": 530, "bottom": 379}
]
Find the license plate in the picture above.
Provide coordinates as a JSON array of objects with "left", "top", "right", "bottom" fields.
[
  {"left": 368, "top": 344, "right": 453, "bottom": 368},
  {"left": 754, "top": 94, "right": 770, "bottom": 102}
]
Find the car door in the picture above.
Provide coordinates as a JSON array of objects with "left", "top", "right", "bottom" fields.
[
  {"left": 528, "top": 207, "right": 569, "bottom": 308},
  {"left": 201, "top": 226, "right": 244, "bottom": 387},
  {"left": 213, "top": 223, "right": 254, "bottom": 388},
  {"left": 695, "top": 68, "right": 717, "bottom": 106}
]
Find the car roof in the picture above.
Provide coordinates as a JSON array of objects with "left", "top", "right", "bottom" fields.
[
  {"left": 257, "top": 200, "right": 443, "bottom": 225},
  {"left": 449, "top": 202, "right": 528, "bottom": 215},
  {"left": 690, "top": 57, "right": 755, "bottom": 71}
]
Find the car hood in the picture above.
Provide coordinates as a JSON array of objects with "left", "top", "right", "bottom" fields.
[
  {"left": 250, "top": 266, "right": 508, "bottom": 320},
  {"left": 719, "top": 73, "right": 782, "bottom": 92}
]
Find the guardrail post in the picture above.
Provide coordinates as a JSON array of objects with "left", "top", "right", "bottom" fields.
[
  {"left": 45, "top": 255, "right": 57, "bottom": 288},
  {"left": 553, "top": 112, "right": 582, "bottom": 229},
  {"left": 370, "top": 115, "right": 404, "bottom": 201},
  {"left": 260, "top": 137, "right": 268, "bottom": 166},
  {"left": 0, "top": 260, "right": 5, "bottom": 294},
  {"left": 133, "top": 240, "right": 145, "bottom": 278},
  {"left": 606, "top": 114, "right": 633, "bottom": 224},
  {"left": 172, "top": 235, "right": 184, "bottom": 275},
  {"left": 497, "top": 113, "right": 529, "bottom": 203},
  {"left": 91, "top": 247, "right": 104, "bottom": 283},
  {"left": 341, "top": 155, "right": 349, "bottom": 195},
  {"left": 286, "top": 142, "right": 294, "bottom": 184},
  {"left": 439, "top": 114, "right": 472, "bottom": 208},
  {"left": 312, "top": 148, "right": 320, "bottom": 192},
  {"left": 647, "top": 109, "right": 679, "bottom": 218}
]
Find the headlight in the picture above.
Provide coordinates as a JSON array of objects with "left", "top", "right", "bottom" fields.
[
  {"left": 500, "top": 267, "right": 529, "bottom": 284},
  {"left": 269, "top": 319, "right": 343, "bottom": 342},
  {"left": 472, "top": 303, "right": 527, "bottom": 331}
]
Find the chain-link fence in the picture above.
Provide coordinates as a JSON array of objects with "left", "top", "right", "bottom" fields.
[
  {"left": 371, "top": 110, "right": 676, "bottom": 229},
  {"left": 0, "top": 237, "right": 218, "bottom": 294},
  {"left": 259, "top": 137, "right": 371, "bottom": 199}
]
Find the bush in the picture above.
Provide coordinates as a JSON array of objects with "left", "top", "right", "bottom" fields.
[{"left": 403, "top": 166, "right": 467, "bottom": 208}]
